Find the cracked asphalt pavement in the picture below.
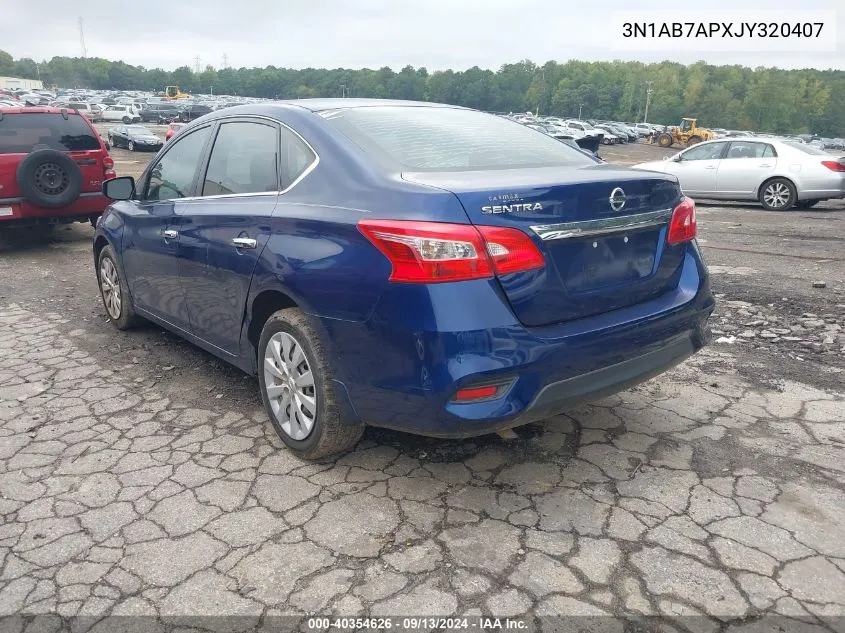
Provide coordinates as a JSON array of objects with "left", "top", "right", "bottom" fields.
[{"left": 0, "top": 142, "right": 843, "bottom": 632}]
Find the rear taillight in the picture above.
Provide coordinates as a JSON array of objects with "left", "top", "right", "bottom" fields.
[
  {"left": 477, "top": 226, "right": 546, "bottom": 275},
  {"left": 821, "top": 160, "right": 845, "bottom": 172},
  {"left": 103, "top": 156, "right": 115, "bottom": 178},
  {"left": 667, "top": 197, "right": 697, "bottom": 245},
  {"left": 357, "top": 219, "right": 545, "bottom": 283}
]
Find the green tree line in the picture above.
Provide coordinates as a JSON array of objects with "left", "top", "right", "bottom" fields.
[{"left": 2, "top": 50, "right": 843, "bottom": 136}]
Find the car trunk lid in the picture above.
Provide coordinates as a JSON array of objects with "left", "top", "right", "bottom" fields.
[{"left": 403, "top": 164, "right": 687, "bottom": 326}]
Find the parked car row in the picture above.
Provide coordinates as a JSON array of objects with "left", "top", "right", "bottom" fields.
[{"left": 500, "top": 112, "right": 604, "bottom": 155}]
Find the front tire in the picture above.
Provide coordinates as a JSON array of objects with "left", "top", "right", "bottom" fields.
[
  {"left": 258, "top": 308, "right": 363, "bottom": 459},
  {"left": 97, "top": 245, "right": 139, "bottom": 330},
  {"left": 759, "top": 178, "right": 797, "bottom": 211},
  {"left": 122, "top": 116, "right": 131, "bottom": 123},
  {"left": 657, "top": 133, "right": 673, "bottom": 148}
]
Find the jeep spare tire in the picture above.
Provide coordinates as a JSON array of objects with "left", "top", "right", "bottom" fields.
[{"left": 16, "top": 149, "right": 83, "bottom": 209}]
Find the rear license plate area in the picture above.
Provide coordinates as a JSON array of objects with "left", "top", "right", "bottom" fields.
[{"left": 558, "top": 230, "right": 659, "bottom": 292}]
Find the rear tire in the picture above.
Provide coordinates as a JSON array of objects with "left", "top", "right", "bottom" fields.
[
  {"left": 97, "top": 245, "right": 139, "bottom": 330},
  {"left": 258, "top": 308, "right": 364, "bottom": 459},
  {"left": 122, "top": 116, "right": 131, "bottom": 123},
  {"left": 686, "top": 135, "right": 702, "bottom": 146},
  {"left": 759, "top": 178, "right": 797, "bottom": 211}
]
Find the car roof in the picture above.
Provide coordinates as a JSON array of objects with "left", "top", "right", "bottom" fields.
[
  {"left": 272, "top": 98, "right": 465, "bottom": 112},
  {"left": 0, "top": 106, "right": 85, "bottom": 116}
]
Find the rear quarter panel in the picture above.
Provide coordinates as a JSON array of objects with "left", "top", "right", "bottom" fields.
[{"left": 240, "top": 106, "right": 472, "bottom": 374}]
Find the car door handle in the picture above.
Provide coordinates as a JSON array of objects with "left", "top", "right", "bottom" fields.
[
  {"left": 704, "top": 165, "right": 717, "bottom": 170},
  {"left": 163, "top": 229, "right": 178, "bottom": 239},
  {"left": 232, "top": 237, "right": 257, "bottom": 249},
  {"left": 759, "top": 164, "right": 772, "bottom": 167}
]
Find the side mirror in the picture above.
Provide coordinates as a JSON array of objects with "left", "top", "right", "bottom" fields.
[{"left": 103, "top": 176, "right": 135, "bottom": 200}]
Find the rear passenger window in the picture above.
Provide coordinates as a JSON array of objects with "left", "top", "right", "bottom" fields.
[
  {"left": 280, "top": 127, "right": 317, "bottom": 189},
  {"left": 726, "top": 142, "right": 776, "bottom": 159},
  {"left": 145, "top": 126, "right": 212, "bottom": 201},
  {"left": 202, "top": 121, "right": 279, "bottom": 196}
]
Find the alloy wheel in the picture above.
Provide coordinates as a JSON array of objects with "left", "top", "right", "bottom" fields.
[
  {"left": 263, "top": 331, "right": 317, "bottom": 440},
  {"left": 763, "top": 182, "right": 790, "bottom": 209},
  {"left": 99, "top": 257, "right": 122, "bottom": 320}
]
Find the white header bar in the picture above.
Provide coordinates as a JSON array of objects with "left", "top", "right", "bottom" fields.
[{"left": 609, "top": 10, "right": 838, "bottom": 52}]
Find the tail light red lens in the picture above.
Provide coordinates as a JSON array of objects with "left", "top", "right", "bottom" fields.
[
  {"left": 358, "top": 220, "right": 544, "bottom": 283},
  {"left": 821, "top": 160, "right": 845, "bottom": 172},
  {"left": 102, "top": 156, "right": 115, "bottom": 178},
  {"left": 667, "top": 197, "right": 697, "bottom": 245},
  {"left": 477, "top": 226, "right": 545, "bottom": 275}
]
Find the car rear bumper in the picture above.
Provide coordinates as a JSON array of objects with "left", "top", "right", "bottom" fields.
[
  {"left": 0, "top": 193, "right": 110, "bottom": 227},
  {"left": 797, "top": 174, "right": 845, "bottom": 200},
  {"left": 325, "top": 246, "right": 714, "bottom": 437}
]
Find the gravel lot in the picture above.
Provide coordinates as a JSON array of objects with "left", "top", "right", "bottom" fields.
[{"left": 0, "top": 138, "right": 843, "bottom": 631}]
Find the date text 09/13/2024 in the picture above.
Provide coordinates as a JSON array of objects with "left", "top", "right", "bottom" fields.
[{"left": 307, "top": 617, "right": 528, "bottom": 629}]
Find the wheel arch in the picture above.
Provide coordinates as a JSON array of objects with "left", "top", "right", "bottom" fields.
[
  {"left": 757, "top": 174, "right": 797, "bottom": 200},
  {"left": 246, "top": 289, "right": 299, "bottom": 358},
  {"left": 93, "top": 234, "right": 110, "bottom": 274}
]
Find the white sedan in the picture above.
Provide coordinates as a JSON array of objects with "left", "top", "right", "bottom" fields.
[
  {"left": 633, "top": 137, "right": 845, "bottom": 210},
  {"left": 101, "top": 105, "right": 142, "bottom": 123}
]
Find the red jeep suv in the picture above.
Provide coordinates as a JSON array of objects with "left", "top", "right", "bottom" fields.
[{"left": 0, "top": 107, "right": 115, "bottom": 228}]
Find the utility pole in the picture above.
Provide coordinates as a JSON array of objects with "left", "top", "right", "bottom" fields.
[
  {"left": 643, "top": 81, "right": 654, "bottom": 123},
  {"left": 194, "top": 56, "right": 201, "bottom": 74},
  {"left": 222, "top": 53, "right": 229, "bottom": 69},
  {"left": 539, "top": 68, "right": 545, "bottom": 116},
  {"left": 340, "top": 84, "right": 347, "bottom": 98},
  {"left": 78, "top": 17, "right": 87, "bottom": 58},
  {"left": 578, "top": 103, "right": 584, "bottom": 119}
]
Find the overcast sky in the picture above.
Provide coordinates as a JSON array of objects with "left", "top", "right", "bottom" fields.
[{"left": 3, "top": 0, "right": 843, "bottom": 71}]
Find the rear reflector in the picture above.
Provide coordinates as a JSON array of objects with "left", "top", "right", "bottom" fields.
[
  {"left": 667, "top": 197, "right": 697, "bottom": 245},
  {"left": 103, "top": 157, "right": 114, "bottom": 170},
  {"left": 821, "top": 160, "right": 845, "bottom": 173},
  {"left": 358, "top": 220, "right": 544, "bottom": 283},
  {"left": 453, "top": 385, "right": 500, "bottom": 401}
]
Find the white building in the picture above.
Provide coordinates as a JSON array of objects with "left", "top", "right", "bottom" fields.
[{"left": 0, "top": 77, "right": 44, "bottom": 91}]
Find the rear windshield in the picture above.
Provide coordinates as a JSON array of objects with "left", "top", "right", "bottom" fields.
[
  {"left": 322, "top": 106, "right": 593, "bottom": 172},
  {"left": 783, "top": 141, "right": 832, "bottom": 156},
  {"left": 0, "top": 113, "right": 100, "bottom": 154}
]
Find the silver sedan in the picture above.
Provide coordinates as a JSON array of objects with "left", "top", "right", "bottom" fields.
[{"left": 634, "top": 138, "right": 845, "bottom": 210}]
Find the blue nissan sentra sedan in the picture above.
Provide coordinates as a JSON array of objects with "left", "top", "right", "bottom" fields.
[{"left": 94, "top": 99, "right": 714, "bottom": 458}]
